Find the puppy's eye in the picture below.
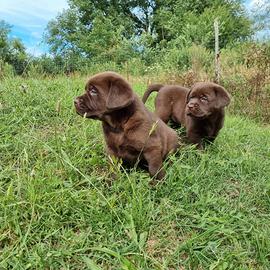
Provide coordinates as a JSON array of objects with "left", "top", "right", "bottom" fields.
[
  {"left": 88, "top": 86, "right": 98, "bottom": 96},
  {"left": 200, "top": 96, "right": 208, "bottom": 102}
]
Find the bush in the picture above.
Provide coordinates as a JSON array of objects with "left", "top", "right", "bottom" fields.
[{"left": 0, "top": 60, "right": 14, "bottom": 78}]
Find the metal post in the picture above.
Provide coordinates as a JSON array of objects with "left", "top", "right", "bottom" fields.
[{"left": 214, "top": 19, "right": 220, "bottom": 84}]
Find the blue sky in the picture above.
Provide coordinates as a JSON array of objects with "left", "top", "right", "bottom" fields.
[
  {"left": 0, "top": 0, "right": 69, "bottom": 56},
  {"left": 0, "top": 0, "right": 263, "bottom": 56}
]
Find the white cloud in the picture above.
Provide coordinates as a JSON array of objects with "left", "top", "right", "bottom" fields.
[
  {"left": 0, "top": 0, "right": 68, "bottom": 18},
  {"left": 0, "top": 0, "right": 68, "bottom": 55},
  {"left": 0, "top": 0, "right": 68, "bottom": 27}
]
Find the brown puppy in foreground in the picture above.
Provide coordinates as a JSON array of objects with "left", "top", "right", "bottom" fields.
[
  {"left": 74, "top": 72, "right": 179, "bottom": 181},
  {"left": 142, "top": 82, "right": 231, "bottom": 148}
]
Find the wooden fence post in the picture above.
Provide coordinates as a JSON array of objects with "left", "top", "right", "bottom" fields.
[{"left": 214, "top": 18, "right": 220, "bottom": 84}]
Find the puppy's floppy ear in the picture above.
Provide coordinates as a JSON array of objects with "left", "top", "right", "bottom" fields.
[
  {"left": 106, "top": 78, "right": 134, "bottom": 110},
  {"left": 214, "top": 85, "right": 231, "bottom": 108},
  {"left": 185, "top": 89, "right": 192, "bottom": 104}
]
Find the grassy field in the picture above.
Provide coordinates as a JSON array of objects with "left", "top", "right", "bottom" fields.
[{"left": 0, "top": 75, "right": 270, "bottom": 269}]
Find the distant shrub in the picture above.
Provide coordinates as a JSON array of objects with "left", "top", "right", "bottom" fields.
[
  {"left": 0, "top": 60, "right": 14, "bottom": 78},
  {"left": 220, "top": 42, "right": 270, "bottom": 122}
]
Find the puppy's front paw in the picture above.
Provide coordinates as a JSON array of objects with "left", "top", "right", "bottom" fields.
[{"left": 149, "top": 169, "right": 165, "bottom": 187}]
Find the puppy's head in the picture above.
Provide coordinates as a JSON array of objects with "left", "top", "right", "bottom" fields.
[
  {"left": 74, "top": 71, "right": 134, "bottom": 119},
  {"left": 186, "top": 82, "right": 230, "bottom": 118}
]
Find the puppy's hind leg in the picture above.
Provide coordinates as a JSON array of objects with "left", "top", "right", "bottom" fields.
[
  {"left": 143, "top": 149, "right": 165, "bottom": 185},
  {"left": 155, "top": 96, "right": 172, "bottom": 124}
]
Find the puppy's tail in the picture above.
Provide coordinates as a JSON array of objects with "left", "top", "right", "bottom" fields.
[{"left": 142, "top": 84, "right": 164, "bottom": 103}]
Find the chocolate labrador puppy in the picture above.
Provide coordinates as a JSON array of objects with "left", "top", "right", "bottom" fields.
[
  {"left": 142, "top": 82, "right": 231, "bottom": 148},
  {"left": 74, "top": 72, "right": 179, "bottom": 181}
]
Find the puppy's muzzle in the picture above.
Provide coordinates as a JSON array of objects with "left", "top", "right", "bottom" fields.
[
  {"left": 187, "top": 102, "right": 198, "bottom": 109},
  {"left": 74, "top": 97, "right": 86, "bottom": 113},
  {"left": 74, "top": 98, "right": 80, "bottom": 106},
  {"left": 187, "top": 103, "right": 199, "bottom": 114}
]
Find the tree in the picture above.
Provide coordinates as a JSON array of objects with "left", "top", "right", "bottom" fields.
[
  {"left": 155, "top": 0, "right": 252, "bottom": 49},
  {"left": 0, "top": 20, "right": 11, "bottom": 62},
  {"left": 45, "top": 6, "right": 137, "bottom": 62},
  {"left": 252, "top": 0, "right": 270, "bottom": 39},
  {"left": 0, "top": 20, "right": 28, "bottom": 75},
  {"left": 44, "top": 0, "right": 253, "bottom": 63}
]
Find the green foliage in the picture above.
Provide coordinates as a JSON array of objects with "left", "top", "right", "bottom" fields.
[
  {"left": 0, "top": 60, "right": 14, "bottom": 78},
  {"left": 81, "top": 15, "right": 135, "bottom": 63},
  {"left": 157, "top": 0, "right": 252, "bottom": 49},
  {"left": 0, "top": 1, "right": 257, "bottom": 76},
  {"left": 0, "top": 20, "right": 11, "bottom": 60},
  {"left": 44, "top": 0, "right": 253, "bottom": 69},
  {"left": 0, "top": 20, "right": 28, "bottom": 75},
  {"left": 45, "top": 8, "right": 82, "bottom": 55}
]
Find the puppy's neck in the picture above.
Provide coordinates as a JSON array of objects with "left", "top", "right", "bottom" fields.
[
  {"left": 102, "top": 102, "right": 136, "bottom": 131},
  {"left": 209, "top": 108, "right": 225, "bottom": 121}
]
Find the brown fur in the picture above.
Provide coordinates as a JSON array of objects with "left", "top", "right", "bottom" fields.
[
  {"left": 143, "top": 82, "right": 231, "bottom": 148},
  {"left": 74, "top": 72, "right": 179, "bottom": 181}
]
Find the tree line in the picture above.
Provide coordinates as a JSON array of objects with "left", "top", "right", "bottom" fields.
[{"left": 0, "top": 0, "right": 269, "bottom": 76}]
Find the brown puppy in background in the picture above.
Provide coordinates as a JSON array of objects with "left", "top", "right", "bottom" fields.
[
  {"left": 142, "top": 82, "right": 231, "bottom": 148},
  {"left": 74, "top": 72, "right": 179, "bottom": 181}
]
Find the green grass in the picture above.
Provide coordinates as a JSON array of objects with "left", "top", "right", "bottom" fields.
[{"left": 0, "top": 75, "right": 270, "bottom": 269}]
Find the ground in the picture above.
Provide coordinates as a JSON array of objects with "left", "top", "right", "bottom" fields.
[{"left": 0, "top": 76, "right": 269, "bottom": 269}]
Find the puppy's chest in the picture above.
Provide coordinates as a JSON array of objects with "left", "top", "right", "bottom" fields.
[
  {"left": 198, "top": 122, "right": 218, "bottom": 138},
  {"left": 104, "top": 129, "right": 141, "bottom": 160}
]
